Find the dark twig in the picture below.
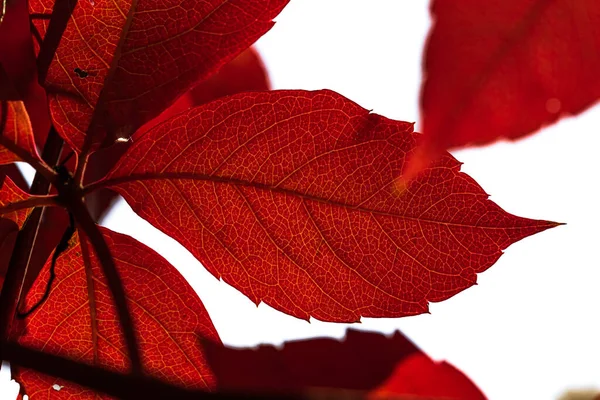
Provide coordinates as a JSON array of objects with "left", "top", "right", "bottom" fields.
[
  {"left": 0, "top": 196, "right": 58, "bottom": 217},
  {"left": 3, "top": 342, "right": 307, "bottom": 400},
  {"left": 0, "top": 127, "right": 63, "bottom": 360},
  {"left": 29, "top": 20, "right": 44, "bottom": 47},
  {"left": 80, "top": 235, "right": 99, "bottom": 364},
  {"left": 68, "top": 197, "right": 142, "bottom": 374},
  {"left": 16, "top": 212, "right": 74, "bottom": 319}
]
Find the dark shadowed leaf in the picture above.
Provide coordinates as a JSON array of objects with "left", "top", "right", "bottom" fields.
[
  {"left": 205, "top": 329, "right": 486, "bottom": 399},
  {"left": 14, "top": 227, "right": 220, "bottom": 399}
]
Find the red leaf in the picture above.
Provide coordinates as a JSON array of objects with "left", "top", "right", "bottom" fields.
[
  {"left": 138, "top": 47, "right": 272, "bottom": 135},
  {"left": 0, "top": 0, "right": 37, "bottom": 101},
  {"left": 186, "top": 46, "right": 271, "bottom": 108},
  {"left": 0, "top": 175, "right": 32, "bottom": 226},
  {"left": 415, "top": 0, "right": 600, "bottom": 170},
  {"left": 204, "top": 329, "right": 485, "bottom": 399},
  {"left": 14, "top": 227, "right": 219, "bottom": 398},
  {"left": 30, "top": 0, "right": 289, "bottom": 151},
  {"left": 0, "top": 101, "right": 41, "bottom": 165},
  {"left": 0, "top": 0, "right": 50, "bottom": 145},
  {"left": 97, "top": 89, "right": 559, "bottom": 322},
  {"left": 371, "top": 353, "right": 486, "bottom": 400},
  {"left": 84, "top": 46, "right": 271, "bottom": 221},
  {"left": 0, "top": 163, "right": 29, "bottom": 192},
  {"left": 205, "top": 329, "right": 419, "bottom": 393}
]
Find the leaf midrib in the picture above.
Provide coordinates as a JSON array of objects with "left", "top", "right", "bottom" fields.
[{"left": 88, "top": 172, "right": 555, "bottom": 231}]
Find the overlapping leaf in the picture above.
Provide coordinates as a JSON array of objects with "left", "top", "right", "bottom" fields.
[
  {"left": 0, "top": 170, "right": 57, "bottom": 296},
  {"left": 415, "top": 0, "right": 600, "bottom": 168},
  {"left": 371, "top": 352, "right": 486, "bottom": 400},
  {"left": 14, "top": 227, "right": 219, "bottom": 399},
  {"left": 85, "top": 46, "right": 272, "bottom": 221},
  {"left": 0, "top": 175, "right": 32, "bottom": 226},
  {"left": 205, "top": 329, "right": 418, "bottom": 393},
  {"left": 186, "top": 46, "right": 271, "bottom": 109},
  {"left": 0, "top": 164, "right": 29, "bottom": 192},
  {"left": 0, "top": 101, "right": 41, "bottom": 165},
  {"left": 0, "top": 0, "right": 37, "bottom": 101},
  {"left": 205, "top": 329, "right": 485, "bottom": 399},
  {"left": 29, "top": 0, "right": 289, "bottom": 151},
  {"left": 0, "top": 0, "right": 49, "bottom": 144},
  {"left": 138, "top": 47, "right": 271, "bottom": 135},
  {"left": 98, "top": 89, "right": 559, "bottom": 322}
]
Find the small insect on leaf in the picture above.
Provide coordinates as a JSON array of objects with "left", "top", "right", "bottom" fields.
[{"left": 74, "top": 68, "right": 88, "bottom": 78}]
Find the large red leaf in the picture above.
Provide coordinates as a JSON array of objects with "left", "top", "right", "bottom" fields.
[
  {"left": 0, "top": 101, "right": 41, "bottom": 165},
  {"left": 97, "top": 90, "right": 559, "bottom": 322},
  {"left": 416, "top": 0, "right": 600, "bottom": 169},
  {"left": 30, "top": 0, "right": 289, "bottom": 151},
  {"left": 14, "top": 227, "right": 219, "bottom": 398},
  {"left": 205, "top": 329, "right": 485, "bottom": 399}
]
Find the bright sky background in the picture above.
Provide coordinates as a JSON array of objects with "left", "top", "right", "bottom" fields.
[{"left": 2, "top": 2, "right": 599, "bottom": 399}]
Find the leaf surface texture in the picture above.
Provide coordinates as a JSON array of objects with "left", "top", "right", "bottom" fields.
[
  {"left": 14, "top": 227, "right": 219, "bottom": 399},
  {"left": 29, "top": 0, "right": 289, "bottom": 150},
  {"left": 103, "top": 90, "right": 559, "bottom": 322}
]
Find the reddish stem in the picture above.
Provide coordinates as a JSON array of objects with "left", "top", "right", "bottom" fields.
[
  {"left": 0, "top": 195, "right": 58, "bottom": 216},
  {"left": 67, "top": 196, "right": 142, "bottom": 375},
  {"left": 0, "top": 127, "right": 62, "bottom": 359}
]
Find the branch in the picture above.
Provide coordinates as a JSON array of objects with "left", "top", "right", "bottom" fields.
[
  {"left": 0, "top": 195, "right": 58, "bottom": 217},
  {"left": 0, "top": 128, "right": 63, "bottom": 360},
  {"left": 3, "top": 342, "right": 302, "bottom": 400},
  {"left": 68, "top": 197, "right": 142, "bottom": 375},
  {"left": 0, "top": 135, "right": 57, "bottom": 183},
  {"left": 74, "top": 0, "right": 139, "bottom": 184},
  {"left": 4, "top": 342, "right": 391, "bottom": 400},
  {"left": 79, "top": 234, "right": 99, "bottom": 364}
]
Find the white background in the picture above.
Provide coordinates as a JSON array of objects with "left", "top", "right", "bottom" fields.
[{"left": 3, "top": 2, "right": 599, "bottom": 399}]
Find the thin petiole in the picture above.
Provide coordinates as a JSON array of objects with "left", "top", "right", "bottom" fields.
[{"left": 0, "top": 195, "right": 59, "bottom": 217}]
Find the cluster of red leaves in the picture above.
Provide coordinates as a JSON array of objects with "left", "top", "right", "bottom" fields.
[{"left": 1, "top": 0, "right": 594, "bottom": 398}]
